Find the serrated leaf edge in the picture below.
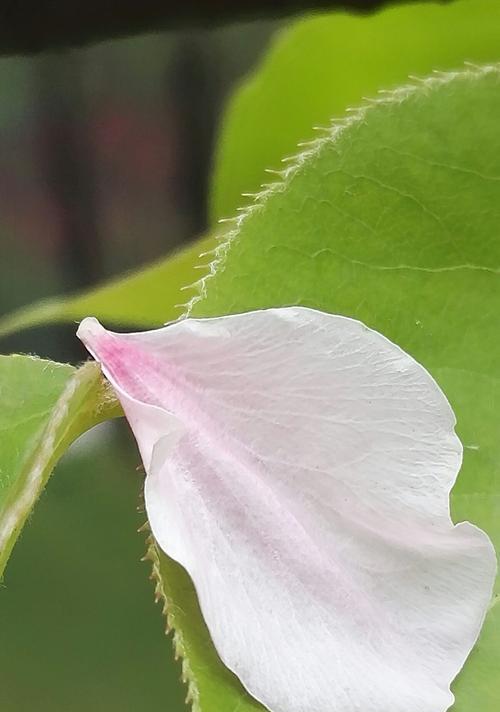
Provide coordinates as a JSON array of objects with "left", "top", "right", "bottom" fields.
[{"left": 144, "top": 532, "right": 202, "bottom": 712}]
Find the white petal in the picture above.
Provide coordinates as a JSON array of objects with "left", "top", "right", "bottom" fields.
[{"left": 77, "top": 308, "right": 496, "bottom": 712}]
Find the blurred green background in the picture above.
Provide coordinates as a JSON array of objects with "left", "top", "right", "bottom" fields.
[{"left": 0, "top": 20, "right": 278, "bottom": 712}]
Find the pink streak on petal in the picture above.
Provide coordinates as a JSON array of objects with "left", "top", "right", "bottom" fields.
[{"left": 78, "top": 316, "right": 171, "bottom": 408}]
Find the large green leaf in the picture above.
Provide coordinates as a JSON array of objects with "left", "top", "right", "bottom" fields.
[
  {"left": 151, "top": 66, "right": 500, "bottom": 711},
  {"left": 210, "top": 0, "right": 500, "bottom": 223},
  {"left": 0, "top": 236, "right": 216, "bottom": 338},
  {"left": 0, "top": 355, "right": 120, "bottom": 577}
]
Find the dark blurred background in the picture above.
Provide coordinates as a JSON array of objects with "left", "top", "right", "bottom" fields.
[{"left": 0, "top": 21, "right": 279, "bottom": 711}]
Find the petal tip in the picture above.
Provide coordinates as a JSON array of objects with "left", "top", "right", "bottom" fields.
[{"left": 77, "top": 316, "right": 106, "bottom": 348}]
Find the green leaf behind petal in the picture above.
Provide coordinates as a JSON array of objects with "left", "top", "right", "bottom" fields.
[{"left": 151, "top": 66, "right": 500, "bottom": 711}]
